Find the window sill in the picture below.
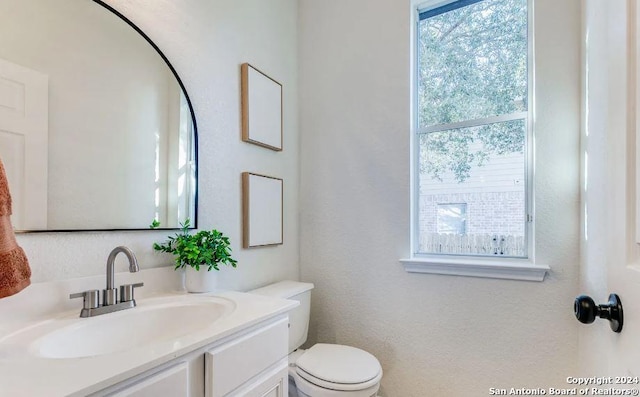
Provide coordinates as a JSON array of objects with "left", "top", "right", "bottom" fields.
[{"left": 399, "top": 257, "right": 549, "bottom": 282}]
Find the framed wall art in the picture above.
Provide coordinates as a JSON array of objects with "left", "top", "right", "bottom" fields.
[
  {"left": 242, "top": 172, "right": 283, "bottom": 248},
  {"left": 241, "top": 63, "right": 283, "bottom": 151}
]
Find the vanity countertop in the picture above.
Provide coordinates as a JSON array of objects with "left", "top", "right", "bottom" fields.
[{"left": 0, "top": 274, "right": 297, "bottom": 397}]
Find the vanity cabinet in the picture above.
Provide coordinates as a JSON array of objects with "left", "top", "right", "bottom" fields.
[
  {"left": 109, "top": 363, "right": 191, "bottom": 397},
  {"left": 96, "top": 315, "right": 289, "bottom": 397},
  {"left": 204, "top": 317, "right": 289, "bottom": 397},
  {"left": 220, "top": 359, "right": 288, "bottom": 397}
]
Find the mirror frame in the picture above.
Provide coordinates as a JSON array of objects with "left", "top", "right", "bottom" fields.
[{"left": 22, "top": 1, "right": 199, "bottom": 232}]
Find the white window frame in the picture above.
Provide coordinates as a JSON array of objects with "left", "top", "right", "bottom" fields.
[{"left": 401, "top": 0, "right": 549, "bottom": 281}]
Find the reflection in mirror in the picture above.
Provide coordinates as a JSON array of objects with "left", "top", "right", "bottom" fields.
[{"left": 0, "top": 0, "right": 197, "bottom": 231}]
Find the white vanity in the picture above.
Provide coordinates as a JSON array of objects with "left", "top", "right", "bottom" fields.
[{"left": 0, "top": 268, "right": 297, "bottom": 397}]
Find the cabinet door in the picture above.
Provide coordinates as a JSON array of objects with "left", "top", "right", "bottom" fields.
[
  {"left": 227, "top": 358, "right": 288, "bottom": 397},
  {"left": 109, "top": 362, "right": 189, "bottom": 397},
  {"left": 205, "top": 318, "right": 288, "bottom": 396}
]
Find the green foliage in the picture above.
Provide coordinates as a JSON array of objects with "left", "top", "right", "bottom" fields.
[
  {"left": 152, "top": 219, "right": 238, "bottom": 272},
  {"left": 420, "top": 120, "right": 525, "bottom": 183},
  {"left": 418, "top": 0, "right": 527, "bottom": 182}
]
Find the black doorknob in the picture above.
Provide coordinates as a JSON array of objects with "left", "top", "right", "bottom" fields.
[{"left": 574, "top": 294, "right": 623, "bottom": 333}]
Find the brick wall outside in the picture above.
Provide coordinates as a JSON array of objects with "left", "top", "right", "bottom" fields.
[{"left": 418, "top": 191, "right": 526, "bottom": 256}]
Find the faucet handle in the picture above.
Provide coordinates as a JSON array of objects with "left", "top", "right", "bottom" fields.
[
  {"left": 70, "top": 290, "right": 100, "bottom": 310},
  {"left": 119, "top": 282, "right": 144, "bottom": 303}
]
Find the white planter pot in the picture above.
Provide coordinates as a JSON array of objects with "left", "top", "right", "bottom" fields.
[{"left": 184, "top": 265, "right": 218, "bottom": 293}]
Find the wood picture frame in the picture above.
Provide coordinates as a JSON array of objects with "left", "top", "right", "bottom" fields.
[
  {"left": 242, "top": 172, "right": 283, "bottom": 248},
  {"left": 241, "top": 63, "right": 283, "bottom": 151}
]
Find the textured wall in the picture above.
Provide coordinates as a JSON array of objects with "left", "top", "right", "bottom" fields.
[
  {"left": 298, "top": 0, "right": 581, "bottom": 395},
  {"left": 14, "top": 0, "right": 299, "bottom": 291}
]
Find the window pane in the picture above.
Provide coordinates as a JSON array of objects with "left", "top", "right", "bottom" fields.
[
  {"left": 437, "top": 203, "right": 467, "bottom": 235},
  {"left": 418, "top": 119, "right": 526, "bottom": 257},
  {"left": 417, "top": 0, "right": 528, "bottom": 128}
]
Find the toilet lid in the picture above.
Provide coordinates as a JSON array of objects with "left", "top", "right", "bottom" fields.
[{"left": 296, "top": 344, "right": 382, "bottom": 391}]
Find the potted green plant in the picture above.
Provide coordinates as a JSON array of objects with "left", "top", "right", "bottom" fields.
[{"left": 151, "top": 219, "right": 237, "bottom": 292}]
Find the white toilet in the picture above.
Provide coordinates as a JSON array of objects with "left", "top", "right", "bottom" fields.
[{"left": 250, "top": 281, "right": 382, "bottom": 397}]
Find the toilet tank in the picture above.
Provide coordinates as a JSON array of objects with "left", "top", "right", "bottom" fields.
[{"left": 249, "top": 280, "right": 314, "bottom": 353}]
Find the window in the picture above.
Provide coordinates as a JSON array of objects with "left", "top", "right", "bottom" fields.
[
  {"left": 437, "top": 203, "right": 467, "bottom": 235},
  {"left": 414, "top": 0, "right": 530, "bottom": 259}
]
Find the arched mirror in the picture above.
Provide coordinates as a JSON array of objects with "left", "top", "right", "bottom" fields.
[{"left": 0, "top": 0, "right": 198, "bottom": 231}]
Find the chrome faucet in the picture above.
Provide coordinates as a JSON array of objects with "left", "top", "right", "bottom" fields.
[
  {"left": 70, "top": 246, "right": 144, "bottom": 318},
  {"left": 104, "top": 246, "right": 139, "bottom": 306}
]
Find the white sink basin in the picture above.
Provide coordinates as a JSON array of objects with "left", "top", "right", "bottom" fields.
[{"left": 1, "top": 297, "right": 236, "bottom": 359}]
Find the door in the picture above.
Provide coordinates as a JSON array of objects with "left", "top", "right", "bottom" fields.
[
  {"left": 0, "top": 57, "right": 48, "bottom": 230},
  {"left": 582, "top": 0, "right": 640, "bottom": 378}
]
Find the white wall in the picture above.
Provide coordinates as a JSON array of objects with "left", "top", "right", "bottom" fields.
[
  {"left": 14, "top": 0, "right": 299, "bottom": 290},
  {"left": 298, "top": 0, "right": 581, "bottom": 395}
]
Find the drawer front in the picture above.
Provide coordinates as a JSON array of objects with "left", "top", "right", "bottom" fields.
[
  {"left": 109, "top": 362, "right": 189, "bottom": 397},
  {"left": 205, "top": 317, "right": 288, "bottom": 397}
]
